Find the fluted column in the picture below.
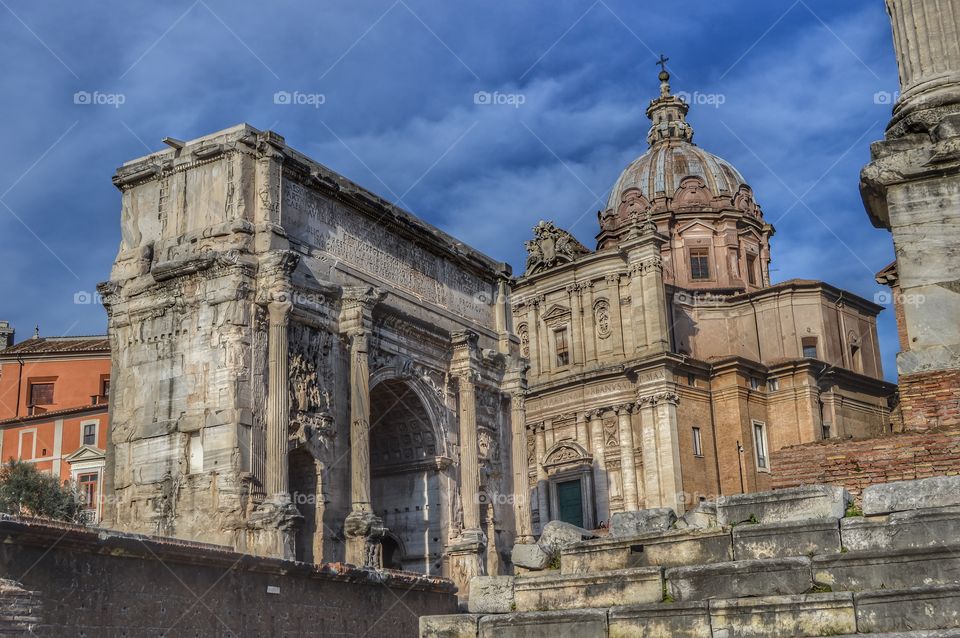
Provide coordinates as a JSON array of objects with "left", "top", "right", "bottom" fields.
[
  {"left": 458, "top": 372, "right": 482, "bottom": 533},
  {"left": 887, "top": 0, "right": 960, "bottom": 105},
  {"left": 510, "top": 394, "right": 533, "bottom": 542},
  {"left": 587, "top": 409, "right": 610, "bottom": 525},
  {"left": 348, "top": 329, "right": 372, "bottom": 512},
  {"left": 266, "top": 300, "right": 292, "bottom": 498},
  {"left": 615, "top": 404, "right": 640, "bottom": 511}
]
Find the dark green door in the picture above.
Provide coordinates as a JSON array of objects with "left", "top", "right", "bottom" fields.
[{"left": 556, "top": 479, "right": 584, "bottom": 528}]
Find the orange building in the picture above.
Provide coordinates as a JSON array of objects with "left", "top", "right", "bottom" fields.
[{"left": 0, "top": 331, "right": 110, "bottom": 522}]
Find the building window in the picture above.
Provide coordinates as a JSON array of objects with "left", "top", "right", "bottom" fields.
[
  {"left": 692, "top": 427, "right": 703, "bottom": 457},
  {"left": 77, "top": 472, "right": 99, "bottom": 511},
  {"left": 768, "top": 378, "right": 780, "bottom": 392},
  {"left": 687, "top": 373, "right": 696, "bottom": 387},
  {"left": 101, "top": 378, "right": 110, "bottom": 398},
  {"left": 749, "top": 376, "right": 762, "bottom": 390},
  {"left": 746, "top": 253, "right": 758, "bottom": 285},
  {"left": 753, "top": 421, "right": 769, "bottom": 471},
  {"left": 802, "top": 337, "right": 818, "bottom": 359},
  {"left": 82, "top": 422, "right": 97, "bottom": 446},
  {"left": 29, "top": 382, "right": 54, "bottom": 406},
  {"left": 850, "top": 345, "right": 862, "bottom": 373},
  {"left": 554, "top": 328, "right": 570, "bottom": 367},
  {"left": 822, "top": 423, "right": 832, "bottom": 440},
  {"left": 689, "top": 248, "right": 711, "bottom": 280}
]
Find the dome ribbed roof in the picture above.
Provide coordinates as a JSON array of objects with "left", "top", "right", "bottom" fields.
[{"left": 606, "top": 140, "right": 747, "bottom": 211}]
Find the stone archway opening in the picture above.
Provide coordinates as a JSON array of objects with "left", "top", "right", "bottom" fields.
[{"left": 369, "top": 378, "right": 444, "bottom": 575}]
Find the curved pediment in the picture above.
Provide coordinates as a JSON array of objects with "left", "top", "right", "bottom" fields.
[{"left": 543, "top": 440, "right": 592, "bottom": 467}]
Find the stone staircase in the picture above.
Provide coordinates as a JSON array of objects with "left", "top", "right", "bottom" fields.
[{"left": 421, "top": 477, "right": 960, "bottom": 637}]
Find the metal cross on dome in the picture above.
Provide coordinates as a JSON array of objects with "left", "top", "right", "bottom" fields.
[{"left": 656, "top": 54, "right": 669, "bottom": 73}]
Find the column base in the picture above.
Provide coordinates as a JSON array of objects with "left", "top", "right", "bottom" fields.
[
  {"left": 446, "top": 530, "right": 486, "bottom": 601},
  {"left": 344, "top": 509, "right": 387, "bottom": 569},
  {"left": 247, "top": 494, "right": 302, "bottom": 560}
]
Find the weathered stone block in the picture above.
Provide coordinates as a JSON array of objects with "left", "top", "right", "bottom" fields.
[
  {"left": 609, "top": 508, "right": 677, "bottom": 537},
  {"left": 855, "top": 585, "right": 960, "bottom": 633},
  {"left": 666, "top": 557, "right": 813, "bottom": 601},
  {"left": 608, "top": 600, "right": 711, "bottom": 638},
  {"left": 478, "top": 609, "right": 607, "bottom": 638},
  {"left": 420, "top": 614, "right": 480, "bottom": 638},
  {"left": 709, "top": 592, "right": 856, "bottom": 638},
  {"left": 676, "top": 502, "right": 717, "bottom": 530},
  {"left": 716, "top": 486, "right": 850, "bottom": 526},
  {"left": 537, "top": 520, "right": 597, "bottom": 558},
  {"left": 813, "top": 546, "right": 960, "bottom": 592},
  {"left": 841, "top": 507, "right": 960, "bottom": 551},
  {"left": 862, "top": 476, "right": 960, "bottom": 516},
  {"left": 733, "top": 518, "right": 841, "bottom": 561},
  {"left": 512, "top": 542, "right": 549, "bottom": 570},
  {"left": 467, "top": 576, "right": 515, "bottom": 614},
  {"left": 513, "top": 567, "right": 662, "bottom": 611},
  {"left": 561, "top": 528, "right": 732, "bottom": 575}
]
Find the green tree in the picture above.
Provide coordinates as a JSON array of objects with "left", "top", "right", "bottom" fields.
[{"left": 0, "top": 460, "right": 83, "bottom": 522}]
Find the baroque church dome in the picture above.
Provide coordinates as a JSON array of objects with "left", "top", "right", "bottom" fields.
[{"left": 597, "top": 64, "right": 773, "bottom": 292}]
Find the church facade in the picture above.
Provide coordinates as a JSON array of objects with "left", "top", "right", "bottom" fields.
[
  {"left": 98, "top": 70, "right": 895, "bottom": 593},
  {"left": 512, "top": 70, "right": 896, "bottom": 536}
]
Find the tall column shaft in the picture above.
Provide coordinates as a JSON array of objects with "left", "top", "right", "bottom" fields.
[
  {"left": 266, "top": 301, "right": 292, "bottom": 498},
  {"left": 458, "top": 373, "right": 481, "bottom": 531},
  {"left": 349, "top": 330, "right": 372, "bottom": 511},
  {"left": 510, "top": 395, "right": 533, "bottom": 542},
  {"left": 887, "top": 0, "right": 960, "bottom": 102},
  {"left": 583, "top": 281, "right": 597, "bottom": 364},
  {"left": 567, "top": 284, "right": 584, "bottom": 366},
  {"left": 616, "top": 405, "right": 640, "bottom": 511}
]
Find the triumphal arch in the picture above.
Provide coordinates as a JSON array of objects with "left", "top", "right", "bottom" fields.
[{"left": 99, "top": 124, "right": 525, "bottom": 590}]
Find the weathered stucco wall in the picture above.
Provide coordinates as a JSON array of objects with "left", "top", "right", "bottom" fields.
[{"left": 0, "top": 516, "right": 457, "bottom": 637}]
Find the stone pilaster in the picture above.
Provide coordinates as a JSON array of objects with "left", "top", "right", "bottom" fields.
[
  {"left": 510, "top": 394, "right": 533, "bottom": 542},
  {"left": 637, "top": 392, "right": 684, "bottom": 513},
  {"left": 457, "top": 370, "right": 482, "bottom": 533},
  {"left": 623, "top": 224, "right": 670, "bottom": 356},
  {"left": 567, "top": 284, "right": 584, "bottom": 366},
  {"left": 587, "top": 409, "right": 610, "bottom": 525},
  {"left": 528, "top": 300, "right": 542, "bottom": 377},
  {"left": 582, "top": 281, "right": 597, "bottom": 364},
  {"left": 615, "top": 404, "right": 640, "bottom": 511},
  {"left": 604, "top": 275, "right": 625, "bottom": 356},
  {"left": 534, "top": 421, "right": 549, "bottom": 530},
  {"left": 574, "top": 411, "right": 590, "bottom": 454}
]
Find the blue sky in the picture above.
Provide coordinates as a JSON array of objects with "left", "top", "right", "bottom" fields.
[{"left": 0, "top": 0, "right": 902, "bottom": 378}]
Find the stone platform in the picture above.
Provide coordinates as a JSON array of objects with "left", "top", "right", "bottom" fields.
[{"left": 422, "top": 478, "right": 960, "bottom": 637}]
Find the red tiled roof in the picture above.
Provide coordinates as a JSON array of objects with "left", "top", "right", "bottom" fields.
[
  {"left": 0, "top": 403, "right": 108, "bottom": 426},
  {"left": 0, "top": 336, "right": 109, "bottom": 356}
]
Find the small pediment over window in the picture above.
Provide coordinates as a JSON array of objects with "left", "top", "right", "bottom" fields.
[
  {"left": 541, "top": 304, "right": 572, "bottom": 325},
  {"left": 543, "top": 441, "right": 591, "bottom": 468}
]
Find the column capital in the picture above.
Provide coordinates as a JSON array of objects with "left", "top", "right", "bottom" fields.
[
  {"left": 604, "top": 273, "right": 622, "bottom": 285},
  {"left": 267, "top": 300, "right": 293, "bottom": 324},
  {"left": 615, "top": 403, "right": 634, "bottom": 416},
  {"left": 341, "top": 285, "right": 384, "bottom": 311},
  {"left": 585, "top": 408, "right": 606, "bottom": 421},
  {"left": 511, "top": 393, "right": 526, "bottom": 410},
  {"left": 638, "top": 391, "right": 680, "bottom": 407}
]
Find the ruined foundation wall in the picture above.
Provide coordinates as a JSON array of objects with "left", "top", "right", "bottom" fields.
[{"left": 0, "top": 517, "right": 457, "bottom": 637}]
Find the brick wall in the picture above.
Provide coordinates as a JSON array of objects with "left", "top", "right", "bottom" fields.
[
  {"left": 0, "top": 516, "right": 457, "bottom": 637},
  {"left": 899, "top": 368, "right": 960, "bottom": 431},
  {"left": 771, "top": 426, "right": 960, "bottom": 500}
]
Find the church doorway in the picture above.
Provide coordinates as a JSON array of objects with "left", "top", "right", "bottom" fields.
[
  {"left": 556, "top": 478, "right": 585, "bottom": 528},
  {"left": 369, "top": 378, "right": 444, "bottom": 575}
]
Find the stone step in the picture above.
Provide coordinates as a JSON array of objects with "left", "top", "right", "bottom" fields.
[
  {"left": 732, "top": 518, "right": 841, "bottom": 561},
  {"left": 813, "top": 544, "right": 960, "bottom": 592},
  {"left": 841, "top": 506, "right": 960, "bottom": 552},
  {"left": 422, "top": 587, "right": 960, "bottom": 637},
  {"left": 716, "top": 485, "right": 850, "bottom": 526},
  {"left": 561, "top": 527, "right": 732, "bottom": 574},
  {"left": 513, "top": 567, "right": 662, "bottom": 612},
  {"left": 666, "top": 557, "right": 814, "bottom": 601}
]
